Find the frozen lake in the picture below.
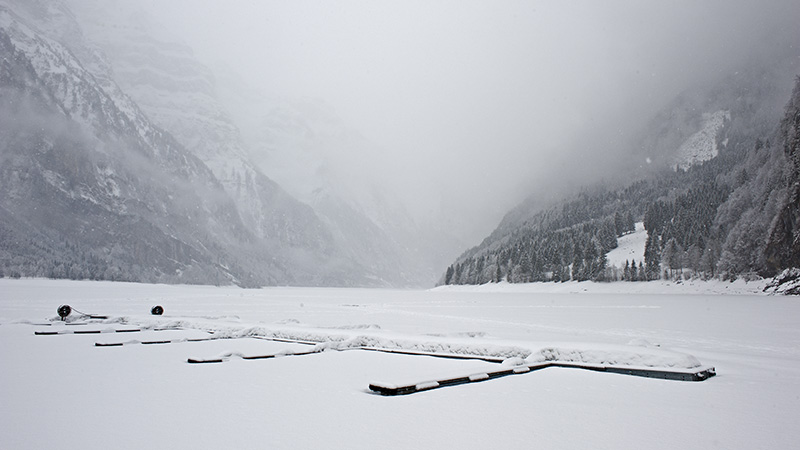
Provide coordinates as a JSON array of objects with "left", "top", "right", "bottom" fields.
[{"left": 1, "top": 279, "right": 798, "bottom": 449}]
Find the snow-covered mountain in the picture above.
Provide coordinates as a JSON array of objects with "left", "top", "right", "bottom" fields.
[
  {"left": 440, "top": 51, "right": 800, "bottom": 286},
  {"left": 216, "top": 77, "right": 465, "bottom": 286},
  {"left": 0, "top": 0, "right": 461, "bottom": 286},
  {"left": 0, "top": 0, "right": 387, "bottom": 286},
  {"left": 0, "top": 0, "right": 269, "bottom": 285},
  {"left": 64, "top": 0, "right": 455, "bottom": 286},
  {"left": 64, "top": 0, "right": 333, "bottom": 253}
]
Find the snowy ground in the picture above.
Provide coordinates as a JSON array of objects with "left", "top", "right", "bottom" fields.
[
  {"left": 605, "top": 222, "right": 647, "bottom": 269},
  {"left": 1, "top": 278, "right": 799, "bottom": 449}
]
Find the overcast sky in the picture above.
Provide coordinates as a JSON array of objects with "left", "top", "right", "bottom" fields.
[{"left": 137, "top": 0, "right": 798, "bottom": 241}]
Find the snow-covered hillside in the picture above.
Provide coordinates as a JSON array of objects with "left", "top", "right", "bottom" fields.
[
  {"left": 605, "top": 222, "right": 647, "bottom": 268},
  {"left": 1, "top": 279, "right": 798, "bottom": 450}
]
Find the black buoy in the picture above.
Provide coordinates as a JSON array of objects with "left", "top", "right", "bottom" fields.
[
  {"left": 151, "top": 305, "right": 164, "bottom": 316},
  {"left": 57, "top": 304, "right": 72, "bottom": 320}
]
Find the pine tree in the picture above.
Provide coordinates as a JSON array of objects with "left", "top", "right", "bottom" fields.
[
  {"left": 644, "top": 232, "right": 661, "bottom": 280},
  {"left": 594, "top": 253, "right": 608, "bottom": 281},
  {"left": 700, "top": 246, "right": 717, "bottom": 279},
  {"left": 571, "top": 243, "right": 584, "bottom": 281},
  {"left": 614, "top": 211, "right": 625, "bottom": 236},
  {"left": 662, "top": 238, "right": 682, "bottom": 279},
  {"left": 686, "top": 245, "right": 702, "bottom": 275},
  {"left": 625, "top": 211, "right": 635, "bottom": 233}
]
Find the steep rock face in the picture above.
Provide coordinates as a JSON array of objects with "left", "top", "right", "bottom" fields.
[
  {"left": 64, "top": 0, "right": 333, "bottom": 255},
  {"left": 0, "top": 4, "right": 266, "bottom": 285}
]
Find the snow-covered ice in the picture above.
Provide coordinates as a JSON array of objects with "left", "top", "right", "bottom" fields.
[{"left": 1, "top": 278, "right": 799, "bottom": 450}]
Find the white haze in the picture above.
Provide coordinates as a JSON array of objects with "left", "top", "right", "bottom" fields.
[{"left": 135, "top": 0, "right": 798, "bottom": 243}]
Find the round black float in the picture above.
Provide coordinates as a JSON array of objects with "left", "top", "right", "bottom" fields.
[
  {"left": 57, "top": 304, "right": 72, "bottom": 320},
  {"left": 151, "top": 305, "right": 164, "bottom": 316}
]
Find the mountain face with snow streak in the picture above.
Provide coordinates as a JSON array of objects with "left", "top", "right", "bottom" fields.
[
  {"left": 674, "top": 110, "right": 730, "bottom": 171},
  {"left": 637, "top": 62, "right": 794, "bottom": 174}
]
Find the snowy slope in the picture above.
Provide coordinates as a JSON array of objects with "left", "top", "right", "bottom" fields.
[
  {"left": 605, "top": 222, "right": 647, "bottom": 268},
  {"left": 1, "top": 278, "right": 798, "bottom": 450}
]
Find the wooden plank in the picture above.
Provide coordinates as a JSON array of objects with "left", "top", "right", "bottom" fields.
[
  {"left": 369, "top": 363, "right": 716, "bottom": 396},
  {"left": 35, "top": 328, "right": 141, "bottom": 335}
]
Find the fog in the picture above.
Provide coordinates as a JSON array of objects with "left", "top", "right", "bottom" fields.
[{"left": 137, "top": 0, "right": 797, "bottom": 243}]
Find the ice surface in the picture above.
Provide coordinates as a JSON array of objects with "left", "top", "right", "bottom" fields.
[{"left": 1, "top": 278, "right": 799, "bottom": 450}]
